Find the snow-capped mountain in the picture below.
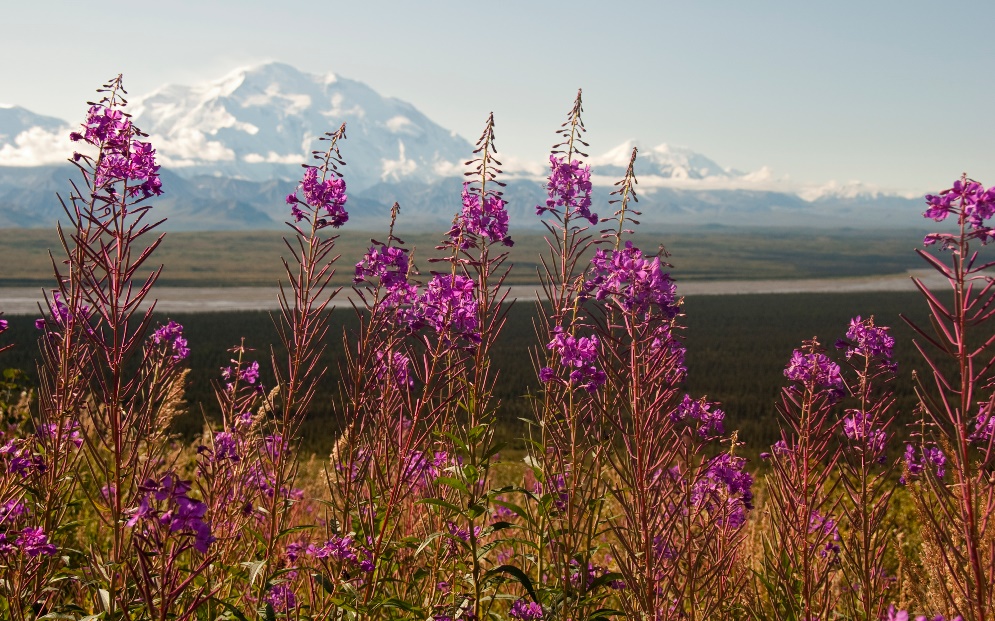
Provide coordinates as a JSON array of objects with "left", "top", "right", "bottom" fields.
[
  {"left": 0, "top": 106, "right": 72, "bottom": 167},
  {"left": 590, "top": 140, "right": 741, "bottom": 180},
  {"left": 130, "top": 62, "right": 472, "bottom": 190},
  {"left": 0, "top": 63, "right": 928, "bottom": 231}
]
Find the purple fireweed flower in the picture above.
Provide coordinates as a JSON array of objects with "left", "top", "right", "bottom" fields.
[
  {"left": 1, "top": 439, "right": 45, "bottom": 477},
  {"left": 808, "top": 511, "right": 841, "bottom": 558},
  {"left": 841, "top": 410, "right": 887, "bottom": 456},
  {"left": 402, "top": 450, "right": 447, "bottom": 489},
  {"left": 152, "top": 320, "right": 190, "bottom": 360},
  {"left": 533, "top": 473, "right": 569, "bottom": 512},
  {"left": 584, "top": 241, "right": 679, "bottom": 317},
  {"left": 403, "top": 274, "right": 479, "bottom": 344},
  {"left": 0, "top": 500, "right": 27, "bottom": 525},
  {"left": 446, "top": 521, "right": 482, "bottom": 556},
  {"left": 537, "top": 155, "right": 597, "bottom": 225},
  {"left": 0, "top": 533, "right": 13, "bottom": 555},
  {"left": 265, "top": 584, "right": 298, "bottom": 613},
  {"left": 540, "top": 327, "right": 606, "bottom": 392},
  {"left": 924, "top": 178, "right": 995, "bottom": 246},
  {"left": 761, "top": 439, "right": 792, "bottom": 461},
  {"left": 0, "top": 318, "right": 7, "bottom": 333},
  {"left": 671, "top": 394, "right": 726, "bottom": 438},
  {"left": 127, "top": 472, "right": 215, "bottom": 552},
  {"left": 222, "top": 360, "right": 260, "bottom": 390},
  {"left": 286, "top": 167, "right": 348, "bottom": 228},
  {"left": 708, "top": 453, "right": 754, "bottom": 509},
  {"left": 71, "top": 104, "right": 163, "bottom": 198},
  {"left": 38, "top": 421, "right": 84, "bottom": 449},
  {"left": 374, "top": 349, "right": 414, "bottom": 390},
  {"left": 509, "top": 599, "right": 544, "bottom": 620},
  {"left": 36, "top": 291, "right": 92, "bottom": 332},
  {"left": 308, "top": 534, "right": 359, "bottom": 564},
  {"left": 784, "top": 349, "right": 844, "bottom": 400},
  {"left": 240, "top": 361, "right": 260, "bottom": 385},
  {"left": 837, "top": 315, "right": 895, "bottom": 361},
  {"left": 450, "top": 183, "right": 513, "bottom": 246},
  {"left": 687, "top": 454, "right": 754, "bottom": 528},
  {"left": 900, "top": 444, "right": 946, "bottom": 484},
  {"left": 211, "top": 431, "right": 240, "bottom": 462},
  {"left": 16, "top": 527, "right": 57, "bottom": 557},
  {"left": 970, "top": 405, "right": 995, "bottom": 444},
  {"left": 354, "top": 243, "right": 417, "bottom": 307}
]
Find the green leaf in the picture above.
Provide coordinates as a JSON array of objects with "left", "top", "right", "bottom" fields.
[
  {"left": 275, "top": 524, "right": 314, "bottom": 541},
  {"left": 481, "top": 440, "right": 506, "bottom": 462},
  {"left": 588, "top": 572, "right": 624, "bottom": 592},
  {"left": 414, "top": 531, "right": 445, "bottom": 556},
  {"left": 491, "top": 499, "right": 535, "bottom": 526},
  {"left": 435, "top": 476, "right": 469, "bottom": 494},
  {"left": 418, "top": 497, "right": 463, "bottom": 513},
  {"left": 382, "top": 597, "right": 422, "bottom": 614},
  {"left": 484, "top": 564, "right": 538, "bottom": 602}
]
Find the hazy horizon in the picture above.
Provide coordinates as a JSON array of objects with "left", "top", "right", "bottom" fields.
[{"left": 2, "top": 1, "right": 993, "bottom": 196}]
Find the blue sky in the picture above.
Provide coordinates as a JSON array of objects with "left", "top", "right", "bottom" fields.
[{"left": 4, "top": 0, "right": 993, "bottom": 193}]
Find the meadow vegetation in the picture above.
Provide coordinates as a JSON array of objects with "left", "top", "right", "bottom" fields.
[{"left": 0, "top": 78, "right": 992, "bottom": 621}]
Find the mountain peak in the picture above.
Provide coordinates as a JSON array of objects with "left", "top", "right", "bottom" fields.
[{"left": 126, "top": 63, "right": 473, "bottom": 189}]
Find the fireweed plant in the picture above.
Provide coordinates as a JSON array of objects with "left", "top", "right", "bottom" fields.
[
  {"left": 0, "top": 75, "right": 990, "bottom": 621},
  {"left": 898, "top": 177, "right": 995, "bottom": 621}
]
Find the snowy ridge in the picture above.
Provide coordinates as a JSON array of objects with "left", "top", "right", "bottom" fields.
[{"left": 128, "top": 62, "right": 472, "bottom": 190}]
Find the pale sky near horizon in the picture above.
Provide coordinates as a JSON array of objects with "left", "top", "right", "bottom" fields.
[{"left": 3, "top": 0, "right": 993, "bottom": 194}]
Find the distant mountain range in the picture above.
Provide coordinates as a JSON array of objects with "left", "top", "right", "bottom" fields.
[{"left": 0, "top": 63, "right": 926, "bottom": 231}]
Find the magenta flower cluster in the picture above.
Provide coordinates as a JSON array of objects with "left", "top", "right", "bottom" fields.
[
  {"left": 924, "top": 178, "right": 995, "bottom": 246},
  {"left": 584, "top": 241, "right": 678, "bottom": 316},
  {"left": 671, "top": 394, "right": 726, "bottom": 438},
  {"left": 354, "top": 244, "right": 416, "bottom": 307},
  {"left": 837, "top": 315, "right": 895, "bottom": 361},
  {"left": 539, "top": 327, "right": 606, "bottom": 392},
  {"left": 536, "top": 155, "right": 597, "bottom": 225},
  {"left": 36, "top": 291, "right": 91, "bottom": 332},
  {"left": 374, "top": 349, "right": 414, "bottom": 390},
  {"left": 286, "top": 167, "right": 348, "bottom": 228},
  {"left": 308, "top": 534, "right": 374, "bottom": 572},
  {"left": 222, "top": 360, "right": 260, "bottom": 390},
  {"left": 264, "top": 584, "right": 297, "bottom": 613},
  {"left": 900, "top": 444, "right": 946, "bottom": 484},
  {"left": 70, "top": 104, "right": 163, "bottom": 198},
  {"left": 509, "top": 599, "right": 544, "bottom": 620},
  {"left": 692, "top": 453, "right": 754, "bottom": 528},
  {"left": 1, "top": 437, "right": 45, "bottom": 477},
  {"left": 0, "top": 499, "right": 56, "bottom": 558},
  {"left": 402, "top": 274, "right": 480, "bottom": 344},
  {"left": 450, "top": 183, "right": 513, "bottom": 247},
  {"left": 784, "top": 350, "right": 843, "bottom": 398},
  {"left": 971, "top": 406, "right": 995, "bottom": 444},
  {"left": 842, "top": 411, "right": 887, "bottom": 456},
  {"left": 808, "top": 511, "right": 841, "bottom": 559},
  {"left": 126, "top": 473, "right": 215, "bottom": 553},
  {"left": 402, "top": 450, "right": 448, "bottom": 489},
  {"left": 152, "top": 320, "right": 190, "bottom": 361}
]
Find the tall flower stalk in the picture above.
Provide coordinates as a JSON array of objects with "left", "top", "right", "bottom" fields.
[
  {"left": 835, "top": 316, "right": 900, "bottom": 620},
  {"left": 901, "top": 176, "right": 995, "bottom": 620},
  {"left": 249, "top": 124, "right": 350, "bottom": 609},
  {"left": 528, "top": 89, "right": 613, "bottom": 619},
  {"left": 755, "top": 340, "right": 844, "bottom": 619}
]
